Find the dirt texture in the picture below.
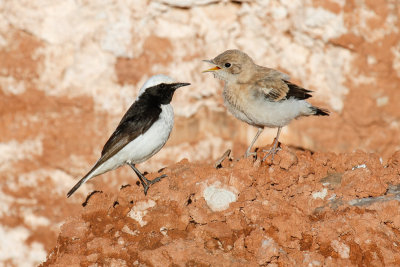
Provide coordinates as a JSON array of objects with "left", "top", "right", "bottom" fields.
[{"left": 42, "top": 146, "right": 400, "bottom": 266}]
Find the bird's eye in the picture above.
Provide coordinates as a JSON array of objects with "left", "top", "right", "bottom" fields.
[
  {"left": 160, "top": 83, "right": 166, "bottom": 88},
  {"left": 224, "top": 63, "right": 231, "bottom": 68}
]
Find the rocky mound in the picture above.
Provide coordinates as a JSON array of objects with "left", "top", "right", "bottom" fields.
[{"left": 41, "top": 147, "right": 400, "bottom": 266}]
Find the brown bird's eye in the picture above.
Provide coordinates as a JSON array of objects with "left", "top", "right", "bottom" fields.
[{"left": 224, "top": 63, "right": 231, "bottom": 68}]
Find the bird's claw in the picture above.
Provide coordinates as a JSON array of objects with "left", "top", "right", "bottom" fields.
[
  {"left": 261, "top": 147, "right": 282, "bottom": 162},
  {"left": 215, "top": 149, "right": 231, "bottom": 168},
  {"left": 147, "top": 174, "right": 167, "bottom": 185},
  {"left": 245, "top": 150, "right": 257, "bottom": 158},
  {"left": 142, "top": 174, "right": 167, "bottom": 195}
]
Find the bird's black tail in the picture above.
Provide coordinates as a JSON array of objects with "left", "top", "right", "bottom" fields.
[
  {"left": 311, "top": 106, "right": 329, "bottom": 116},
  {"left": 67, "top": 168, "right": 97, "bottom": 198},
  {"left": 67, "top": 176, "right": 87, "bottom": 198}
]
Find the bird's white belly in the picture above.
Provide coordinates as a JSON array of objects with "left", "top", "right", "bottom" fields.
[
  {"left": 222, "top": 86, "right": 311, "bottom": 128},
  {"left": 223, "top": 98, "right": 255, "bottom": 126},
  {"left": 247, "top": 98, "right": 312, "bottom": 128},
  {"left": 96, "top": 105, "right": 174, "bottom": 173}
]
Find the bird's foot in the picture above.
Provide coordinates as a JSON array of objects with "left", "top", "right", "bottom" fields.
[
  {"left": 142, "top": 174, "right": 167, "bottom": 195},
  {"left": 244, "top": 150, "right": 257, "bottom": 158},
  {"left": 215, "top": 149, "right": 231, "bottom": 168},
  {"left": 261, "top": 147, "right": 282, "bottom": 162}
]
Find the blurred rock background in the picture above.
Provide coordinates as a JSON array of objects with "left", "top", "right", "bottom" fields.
[{"left": 0, "top": 0, "right": 399, "bottom": 265}]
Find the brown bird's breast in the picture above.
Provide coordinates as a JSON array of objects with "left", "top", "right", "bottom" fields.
[{"left": 222, "top": 83, "right": 258, "bottom": 127}]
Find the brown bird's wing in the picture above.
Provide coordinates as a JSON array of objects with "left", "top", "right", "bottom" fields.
[
  {"left": 253, "top": 77, "right": 313, "bottom": 102},
  {"left": 253, "top": 78, "right": 289, "bottom": 101}
]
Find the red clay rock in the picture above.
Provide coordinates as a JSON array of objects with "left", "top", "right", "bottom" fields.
[{"left": 41, "top": 148, "right": 400, "bottom": 266}]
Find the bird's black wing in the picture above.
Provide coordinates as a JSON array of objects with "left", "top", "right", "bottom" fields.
[
  {"left": 94, "top": 101, "right": 162, "bottom": 170},
  {"left": 283, "top": 80, "right": 313, "bottom": 100}
]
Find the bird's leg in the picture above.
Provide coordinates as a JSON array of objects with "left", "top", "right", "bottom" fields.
[
  {"left": 128, "top": 163, "right": 167, "bottom": 195},
  {"left": 262, "top": 127, "right": 282, "bottom": 162},
  {"left": 128, "top": 163, "right": 148, "bottom": 192},
  {"left": 245, "top": 127, "right": 264, "bottom": 157}
]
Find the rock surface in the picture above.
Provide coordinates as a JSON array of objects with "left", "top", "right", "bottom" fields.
[
  {"left": 1, "top": 0, "right": 400, "bottom": 266},
  {"left": 41, "top": 147, "right": 400, "bottom": 266}
]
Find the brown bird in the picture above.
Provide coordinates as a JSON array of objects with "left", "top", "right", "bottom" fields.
[{"left": 203, "top": 49, "right": 329, "bottom": 161}]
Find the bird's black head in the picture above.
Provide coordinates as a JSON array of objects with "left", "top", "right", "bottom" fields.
[{"left": 145, "top": 82, "right": 190, "bottom": 104}]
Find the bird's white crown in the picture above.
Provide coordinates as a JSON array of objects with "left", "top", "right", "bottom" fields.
[{"left": 137, "top": 74, "right": 176, "bottom": 97}]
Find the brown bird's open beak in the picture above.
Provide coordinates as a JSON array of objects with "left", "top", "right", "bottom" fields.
[{"left": 202, "top": 59, "right": 221, "bottom": 73}]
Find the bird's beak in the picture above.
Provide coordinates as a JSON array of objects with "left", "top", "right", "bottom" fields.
[
  {"left": 202, "top": 59, "right": 220, "bottom": 73},
  {"left": 171, "top": 82, "right": 190, "bottom": 90}
]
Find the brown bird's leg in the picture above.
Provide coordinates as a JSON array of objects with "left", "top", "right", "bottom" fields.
[
  {"left": 245, "top": 127, "right": 264, "bottom": 158},
  {"left": 128, "top": 163, "right": 167, "bottom": 195},
  {"left": 262, "top": 126, "right": 282, "bottom": 162}
]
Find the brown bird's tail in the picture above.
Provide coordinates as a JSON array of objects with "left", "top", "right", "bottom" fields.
[{"left": 311, "top": 106, "right": 329, "bottom": 116}]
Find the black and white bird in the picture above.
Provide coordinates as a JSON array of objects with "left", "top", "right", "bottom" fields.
[
  {"left": 67, "top": 75, "right": 190, "bottom": 197},
  {"left": 203, "top": 49, "right": 329, "bottom": 161}
]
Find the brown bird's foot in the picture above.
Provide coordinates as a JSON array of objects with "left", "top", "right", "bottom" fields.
[
  {"left": 244, "top": 128, "right": 264, "bottom": 159},
  {"left": 261, "top": 147, "right": 282, "bottom": 162},
  {"left": 215, "top": 149, "right": 231, "bottom": 168},
  {"left": 129, "top": 163, "right": 167, "bottom": 195},
  {"left": 262, "top": 127, "right": 283, "bottom": 162},
  {"left": 244, "top": 150, "right": 257, "bottom": 158}
]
